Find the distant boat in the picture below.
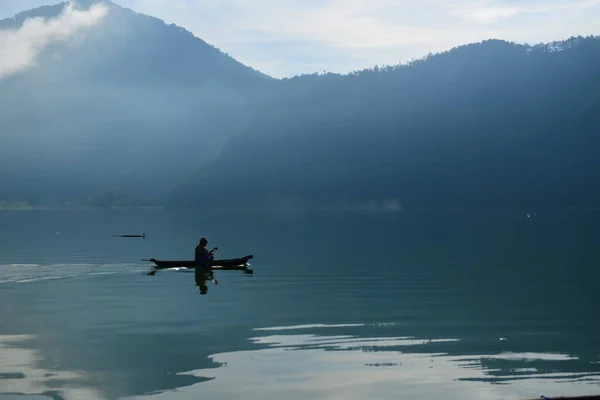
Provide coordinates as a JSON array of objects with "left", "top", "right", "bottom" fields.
[{"left": 113, "top": 233, "right": 145, "bottom": 239}]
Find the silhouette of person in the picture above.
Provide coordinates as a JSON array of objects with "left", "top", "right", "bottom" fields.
[{"left": 195, "top": 237, "right": 217, "bottom": 294}]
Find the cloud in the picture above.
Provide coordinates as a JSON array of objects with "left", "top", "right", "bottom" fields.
[
  {"left": 452, "top": 0, "right": 600, "bottom": 24},
  {"left": 453, "top": 4, "right": 523, "bottom": 23},
  {"left": 0, "top": 1, "right": 109, "bottom": 80}
]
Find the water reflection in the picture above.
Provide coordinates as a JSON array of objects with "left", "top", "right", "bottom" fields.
[
  {"left": 2, "top": 306, "right": 600, "bottom": 400},
  {"left": 2, "top": 209, "right": 600, "bottom": 399},
  {"left": 127, "top": 325, "right": 600, "bottom": 400},
  {"left": 195, "top": 270, "right": 215, "bottom": 295},
  {"left": 0, "top": 335, "right": 104, "bottom": 400},
  {"left": 146, "top": 266, "right": 238, "bottom": 296}
]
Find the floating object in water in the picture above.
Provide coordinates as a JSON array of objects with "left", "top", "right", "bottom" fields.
[
  {"left": 113, "top": 233, "right": 146, "bottom": 239},
  {"left": 142, "top": 255, "right": 254, "bottom": 275},
  {"left": 145, "top": 255, "right": 252, "bottom": 269}
]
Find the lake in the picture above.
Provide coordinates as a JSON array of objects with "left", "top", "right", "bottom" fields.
[{"left": 1, "top": 208, "right": 599, "bottom": 400}]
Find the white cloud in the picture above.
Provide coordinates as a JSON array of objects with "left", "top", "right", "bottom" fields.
[
  {"left": 0, "top": 1, "right": 109, "bottom": 80},
  {"left": 453, "top": 4, "right": 523, "bottom": 23},
  {"left": 452, "top": 0, "right": 600, "bottom": 24}
]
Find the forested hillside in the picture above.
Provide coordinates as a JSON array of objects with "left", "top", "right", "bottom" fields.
[{"left": 171, "top": 37, "right": 600, "bottom": 209}]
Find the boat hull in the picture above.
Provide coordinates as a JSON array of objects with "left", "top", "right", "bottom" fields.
[{"left": 146, "top": 255, "right": 253, "bottom": 270}]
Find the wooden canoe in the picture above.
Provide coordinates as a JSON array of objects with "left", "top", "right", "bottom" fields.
[{"left": 144, "top": 255, "right": 253, "bottom": 270}]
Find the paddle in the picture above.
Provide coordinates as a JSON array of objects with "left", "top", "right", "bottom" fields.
[{"left": 207, "top": 247, "right": 219, "bottom": 284}]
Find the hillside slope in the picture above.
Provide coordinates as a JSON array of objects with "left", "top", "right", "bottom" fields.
[
  {"left": 0, "top": 0, "right": 272, "bottom": 206},
  {"left": 171, "top": 37, "right": 600, "bottom": 209}
]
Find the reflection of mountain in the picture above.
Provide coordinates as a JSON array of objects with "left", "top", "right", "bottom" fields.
[
  {"left": 0, "top": 334, "right": 214, "bottom": 399},
  {"left": 460, "top": 356, "right": 600, "bottom": 385},
  {"left": 0, "top": 325, "right": 600, "bottom": 400},
  {"left": 188, "top": 330, "right": 600, "bottom": 399},
  {"left": 4, "top": 329, "right": 598, "bottom": 400},
  {"left": 244, "top": 326, "right": 600, "bottom": 385}
]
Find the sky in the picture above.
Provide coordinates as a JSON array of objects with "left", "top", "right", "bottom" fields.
[{"left": 1, "top": 0, "right": 599, "bottom": 78}]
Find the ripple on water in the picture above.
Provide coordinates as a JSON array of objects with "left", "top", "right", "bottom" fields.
[
  {"left": 0, "top": 263, "right": 145, "bottom": 285},
  {"left": 113, "top": 324, "right": 600, "bottom": 400},
  {"left": 1, "top": 304, "right": 599, "bottom": 399}
]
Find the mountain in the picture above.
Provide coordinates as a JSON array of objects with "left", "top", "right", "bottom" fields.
[
  {"left": 0, "top": 0, "right": 273, "bottom": 207},
  {"left": 2, "top": 2, "right": 599, "bottom": 210},
  {"left": 170, "top": 36, "right": 600, "bottom": 210}
]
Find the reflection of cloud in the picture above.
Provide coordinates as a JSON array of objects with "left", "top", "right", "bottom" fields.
[
  {"left": 483, "top": 352, "right": 577, "bottom": 361},
  {"left": 0, "top": 335, "right": 104, "bottom": 400},
  {"left": 250, "top": 333, "right": 459, "bottom": 350},
  {"left": 0, "top": 2, "right": 108, "bottom": 80},
  {"left": 124, "top": 330, "right": 599, "bottom": 400},
  {"left": 254, "top": 323, "right": 365, "bottom": 331}
]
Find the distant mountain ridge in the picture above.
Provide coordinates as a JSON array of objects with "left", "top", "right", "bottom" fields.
[
  {"left": 171, "top": 36, "right": 600, "bottom": 209},
  {"left": 1, "top": 2, "right": 599, "bottom": 209}
]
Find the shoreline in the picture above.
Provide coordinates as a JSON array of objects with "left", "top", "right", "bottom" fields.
[
  {"left": 0, "top": 205, "right": 165, "bottom": 211},
  {"left": 1, "top": 204, "right": 600, "bottom": 213}
]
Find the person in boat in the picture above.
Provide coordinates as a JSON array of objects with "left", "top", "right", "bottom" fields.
[{"left": 194, "top": 237, "right": 217, "bottom": 292}]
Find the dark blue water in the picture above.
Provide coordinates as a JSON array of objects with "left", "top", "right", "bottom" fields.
[{"left": 1, "top": 209, "right": 599, "bottom": 400}]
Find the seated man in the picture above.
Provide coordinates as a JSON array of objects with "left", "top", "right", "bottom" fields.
[{"left": 195, "top": 237, "right": 217, "bottom": 292}]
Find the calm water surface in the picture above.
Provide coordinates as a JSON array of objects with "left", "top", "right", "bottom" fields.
[{"left": 0, "top": 209, "right": 599, "bottom": 400}]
